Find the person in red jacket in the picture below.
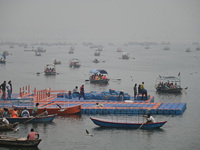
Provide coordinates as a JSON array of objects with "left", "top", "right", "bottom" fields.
[{"left": 79, "top": 84, "right": 85, "bottom": 100}]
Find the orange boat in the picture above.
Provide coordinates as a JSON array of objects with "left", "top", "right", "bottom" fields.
[
  {"left": 9, "top": 104, "right": 82, "bottom": 116},
  {"left": 28, "top": 104, "right": 82, "bottom": 116}
]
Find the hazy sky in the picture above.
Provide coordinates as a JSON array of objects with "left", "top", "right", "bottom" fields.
[{"left": 0, "top": 0, "right": 199, "bottom": 42}]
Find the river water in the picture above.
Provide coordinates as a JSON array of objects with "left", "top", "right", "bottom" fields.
[{"left": 0, "top": 42, "right": 200, "bottom": 150}]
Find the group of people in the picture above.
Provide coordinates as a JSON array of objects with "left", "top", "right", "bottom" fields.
[
  {"left": 133, "top": 82, "right": 148, "bottom": 100},
  {"left": 0, "top": 80, "right": 12, "bottom": 100},
  {"left": 90, "top": 74, "right": 107, "bottom": 80},
  {"left": 157, "top": 82, "right": 180, "bottom": 90},
  {"left": 45, "top": 67, "right": 56, "bottom": 73}
]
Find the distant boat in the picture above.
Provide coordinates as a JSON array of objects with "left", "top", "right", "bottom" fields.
[
  {"left": 122, "top": 52, "right": 129, "bottom": 59},
  {"left": 35, "top": 52, "right": 41, "bottom": 56},
  {"left": 54, "top": 59, "right": 61, "bottom": 65},
  {"left": 94, "top": 51, "right": 100, "bottom": 56},
  {"left": 69, "top": 58, "right": 81, "bottom": 68},
  {"left": 196, "top": 47, "right": 200, "bottom": 50},
  {"left": 90, "top": 117, "right": 167, "bottom": 129},
  {"left": 0, "top": 135, "right": 42, "bottom": 147},
  {"left": 44, "top": 64, "right": 56, "bottom": 75},
  {"left": 117, "top": 48, "right": 123, "bottom": 52},
  {"left": 186, "top": 48, "right": 191, "bottom": 52},
  {"left": 35, "top": 47, "right": 46, "bottom": 52},
  {"left": 163, "top": 46, "right": 170, "bottom": 50},
  {"left": 0, "top": 55, "right": 6, "bottom": 64}
]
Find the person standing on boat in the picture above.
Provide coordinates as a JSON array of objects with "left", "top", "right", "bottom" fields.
[
  {"left": 32, "top": 103, "right": 39, "bottom": 117},
  {"left": 0, "top": 81, "right": 6, "bottom": 99},
  {"left": 79, "top": 84, "right": 85, "bottom": 100},
  {"left": 21, "top": 107, "right": 30, "bottom": 117},
  {"left": 6, "top": 80, "right": 12, "bottom": 99},
  {"left": 27, "top": 128, "right": 39, "bottom": 140},
  {"left": 133, "top": 84, "right": 137, "bottom": 100},
  {"left": 141, "top": 82, "right": 144, "bottom": 90},
  {"left": 144, "top": 114, "right": 155, "bottom": 123},
  {"left": 12, "top": 107, "right": 19, "bottom": 118}
]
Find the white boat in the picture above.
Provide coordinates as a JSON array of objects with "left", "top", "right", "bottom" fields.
[{"left": 69, "top": 58, "right": 81, "bottom": 68}]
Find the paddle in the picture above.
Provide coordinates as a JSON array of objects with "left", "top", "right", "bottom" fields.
[
  {"left": 23, "top": 112, "right": 45, "bottom": 124},
  {"left": 56, "top": 103, "right": 65, "bottom": 112},
  {"left": 138, "top": 109, "right": 151, "bottom": 130}
]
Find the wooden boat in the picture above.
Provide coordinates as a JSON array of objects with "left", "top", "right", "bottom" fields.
[
  {"left": 90, "top": 117, "right": 167, "bottom": 129},
  {"left": 94, "top": 51, "right": 100, "bottom": 56},
  {"left": 54, "top": 59, "right": 61, "bottom": 65},
  {"left": 0, "top": 122, "right": 19, "bottom": 131},
  {"left": 6, "top": 114, "right": 56, "bottom": 124},
  {"left": 44, "top": 64, "right": 56, "bottom": 75},
  {"left": 0, "top": 135, "right": 41, "bottom": 147},
  {"left": 29, "top": 104, "right": 82, "bottom": 116},
  {"left": 155, "top": 76, "right": 182, "bottom": 93}
]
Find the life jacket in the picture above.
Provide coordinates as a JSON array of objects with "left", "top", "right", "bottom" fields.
[{"left": 12, "top": 110, "right": 18, "bottom": 118}]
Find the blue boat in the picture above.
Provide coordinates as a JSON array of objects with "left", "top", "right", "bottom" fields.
[
  {"left": 6, "top": 115, "right": 56, "bottom": 124},
  {"left": 90, "top": 117, "right": 167, "bottom": 129}
]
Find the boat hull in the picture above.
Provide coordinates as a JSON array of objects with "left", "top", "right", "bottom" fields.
[
  {"left": 0, "top": 136, "right": 41, "bottom": 147},
  {"left": 6, "top": 115, "right": 56, "bottom": 124},
  {"left": 156, "top": 88, "right": 182, "bottom": 93},
  {"left": 90, "top": 117, "right": 167, "bottom": 129},
  {"left": 89, "top": 79, "right": 109, "bottom": 84}
]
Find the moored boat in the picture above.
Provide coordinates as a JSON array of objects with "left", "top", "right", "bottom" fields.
[
  {"left": 90, "top": 117, "right": 167, "bottom": 129},
  {"left": 6, "top": 114, "right": 56, "bottom": 124},
  {"left": 0, "top": 135, "right": 42, "bottom": 147}
]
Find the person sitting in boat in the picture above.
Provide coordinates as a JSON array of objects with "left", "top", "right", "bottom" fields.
[
  {"left": 94, "top": 102, "right": 104, "bottom": 107},
  {"left": 0, "top": 117, "right": 9, "bottom": 125},
  {"left": 12, "top": 107, "right": 19, "bottom": 118},
  {"left": 21, "top": 107, "right": 30, "bottom": 117},
  {"left": 41, "top": 108, "right": 48, "bottom": 116},
  {"left": 27, "top": 128, "right": 39, "bottom": 140},
  {"left": 32, "top": 103, "right": 39, "bottom": 117},
  {"left": 2, "top": 108, "right": 10, "bottom": 117},
  {"left": 144, "top": 114, "right": 155, "bottom": 123}
]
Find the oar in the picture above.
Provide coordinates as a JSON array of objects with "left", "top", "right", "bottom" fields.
[
  {"left": 85, "top": 79, "right": 89, "bottom": 82},
  {"left": 138, "top": 109, "right": 151, "bottom": 130},
  {"left": 23, "top": 112, "right": 45, "bottom": 124},
  {"left": 56, "top": 103, "right": 65, "bottom": 112}
]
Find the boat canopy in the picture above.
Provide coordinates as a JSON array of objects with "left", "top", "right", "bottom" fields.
[
  {"left": 156, "top": 76, "right": 180, "bottom": 83},
  {"left": 90, "top": 69, "right": 108, "bottom": 74}
]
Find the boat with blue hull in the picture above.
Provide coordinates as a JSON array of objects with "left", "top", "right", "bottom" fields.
[
  {"left": 6, "top": 115, "right": 56, "bottom": 124},
  {"left": 90, "top": 117, "right": 167, "bottom": 129}
]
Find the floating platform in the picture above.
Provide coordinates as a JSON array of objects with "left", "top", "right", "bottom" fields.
[{"left": 0, "top": 88, "right": 186, "bottom": 115}]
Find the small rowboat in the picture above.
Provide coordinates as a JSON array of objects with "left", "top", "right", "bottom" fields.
[
  {"left": 0, "top": 135, "right": 42, "bottom": 147},
  {"left": 0, "top": 122, "right": 19, "bottom": 131},
  {"left": 90, "top": 117, "right": 167, "bottom": 129},
  {"left": 6, "top": 115, "right": 56, "bottom": 124}
]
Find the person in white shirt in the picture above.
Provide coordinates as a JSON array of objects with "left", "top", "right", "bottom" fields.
[{"left": 144, "top": 114, "right": 155, "bottom": 123}]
